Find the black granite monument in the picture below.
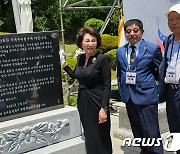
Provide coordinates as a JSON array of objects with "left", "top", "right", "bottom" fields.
[{"left": 0, "top": 31, "right": 64, "bottom": 121}]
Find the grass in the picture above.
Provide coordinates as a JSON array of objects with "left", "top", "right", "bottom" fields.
[
  {"left": 60, "top": 43, "right": 77, "bottom": 55},
  {"left": 0, "top": 32, "right": 9, "bottom": 35}
]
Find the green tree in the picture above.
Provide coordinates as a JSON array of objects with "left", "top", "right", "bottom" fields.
[
  {"left": 61, "top": 0, "right": 118, "bottom": 42},
  {"left": 84, "top": 18, "right": 104, "bottom": 30},
  {"left": 32, "top": 0, "right": 61, "bottom": 32},
  {"left": 0, "top": 0, "right": 121, "bottom": 43},
  {"left": 0, "top": 0, "right": 16, "bottom": 32}
]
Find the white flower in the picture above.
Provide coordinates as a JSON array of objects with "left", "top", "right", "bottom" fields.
[{"left": 74, "top": 48, "right": 85, "bottom": 57}]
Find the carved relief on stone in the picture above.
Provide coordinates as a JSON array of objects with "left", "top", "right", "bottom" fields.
[{"left": 0, "top": 119, "right": 69, "bottom": 154}]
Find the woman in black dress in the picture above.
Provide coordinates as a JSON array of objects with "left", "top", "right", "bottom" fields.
[{"left": 60, "top": 27, "right": 112, "bottom": 154}]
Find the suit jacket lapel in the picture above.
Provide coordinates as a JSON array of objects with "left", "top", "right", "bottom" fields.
[
  {"left": 132, "top": 40, "right": 147, "bottom": 68},
  {"left": 121, "top": 44, "right": 128, "bottom": 67},
  {"left": 162, "top": 34, "right": 172, "bottom": 77}
]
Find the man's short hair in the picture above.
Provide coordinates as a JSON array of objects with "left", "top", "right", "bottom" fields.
[{"left": 124, "top": 19, "right": 143, "bottom": 31}]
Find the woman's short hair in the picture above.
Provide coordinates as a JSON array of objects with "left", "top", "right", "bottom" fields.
[{"left": 76, "top": 27, "right": 101, "bottom": 49}]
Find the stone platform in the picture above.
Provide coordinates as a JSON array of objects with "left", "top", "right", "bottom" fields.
[
  {"left": 0, "top": 106, "right": 86, "bottom": 154},
  {"left": 112, "top": 102, "right": 169, "bottom": 140}
]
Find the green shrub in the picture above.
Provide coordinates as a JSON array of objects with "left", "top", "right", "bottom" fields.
[
  {"left": 100, "top": 34, "right": 118, "bottom": 53},
  {"left": 106, "top": 49, "right": 117, "bottom": 71},
  {"left": 64, "top": 96, "right": 77, "bottom": 107},
  {"left": 34, "top": 15, "right": 50, "bottom": 31},
  {"left": 61, "top": 56, "right": 77, "bottom": 85},
  {"left": 84, "top": 18, "right": 104, "bottom": 30}
]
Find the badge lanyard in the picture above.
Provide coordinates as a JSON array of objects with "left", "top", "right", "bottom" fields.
[
  {"left": 165, "top": 42, "right": 180, "bottom": 84},
  {"left": 126, "top": 47, "right": 137, "bottom": 85},
  {"left": 168, "top": 38, "right": 180, "bottom": 66}
]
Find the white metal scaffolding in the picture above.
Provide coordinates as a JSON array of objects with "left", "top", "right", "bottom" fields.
[
  {"left": 59, "top": 0, "right": 122, "bottom": 50},
  {"left": 12, "top": 0, "right": 122, "bottom": 45}
]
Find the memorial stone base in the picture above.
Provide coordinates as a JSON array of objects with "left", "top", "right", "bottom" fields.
[
  {"left": 112, "top": 102, "right": 170, "bottom": 140},
  {"left": 0, "top": 106, "right": 86, "bottom": 154}
]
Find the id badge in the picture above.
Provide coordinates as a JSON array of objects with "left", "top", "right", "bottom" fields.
[
  {"left": 165, "top": 66, "right": 176, "bottom": 83},
  {"left": 126, "top": 72, "right": 136, "bottom": 85}
]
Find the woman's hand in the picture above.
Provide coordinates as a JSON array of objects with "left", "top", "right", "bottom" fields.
[
  {"left": 59, "top": 49, "right": 66, "bottom": 64},
  {"left": 98, "top": 108, "right": 107, "bottom": 124},
  {"left": 59, "top": 49, "right": 68, "bottom": 68}
]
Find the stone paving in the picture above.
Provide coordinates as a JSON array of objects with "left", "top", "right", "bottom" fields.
[
  {"left": 110, "top": 111, "right": 175, "bottom": 154},
  {"left": 110, "top": 112, "right": 141, "bottom": 154}
]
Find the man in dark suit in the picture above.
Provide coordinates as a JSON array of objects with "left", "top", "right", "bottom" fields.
[
  {"left": 117, "top": 19, "right": 163, "bottom": 154},
  {"left": 159, "top": 3, "right": 180, "bottom": 154}
]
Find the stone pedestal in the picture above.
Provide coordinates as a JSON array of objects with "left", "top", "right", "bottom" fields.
[
  {"left": 0, "top": 106, "right": 86, "bottom": 154},
  {"left": 112, "top": 102, "right": 169, "bottom": 140}
]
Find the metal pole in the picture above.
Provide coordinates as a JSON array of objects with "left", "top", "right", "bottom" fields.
[
  {"left": 99, "top": 0, "right": 118, "bottom": 35},
  {"left": 64, "top": 6, "right": 113, "bottom": 10},
  {"left": 117, "top": 0, "right": 121, "bottom": 23},
  {"left": 59, "top": 0, "right": 69, "bottom": 105},
  {"left": 65, "top": 72, "right": 70, "bottom": 105},
  {"left": 67, "top": 0, "right": 92, "bottom": 7},
  {"left": 59, "top": 0, "right": 65, "bottom": 51},
  {"left": 63, "top": 0, "right": 69, "bottom": 7}
]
